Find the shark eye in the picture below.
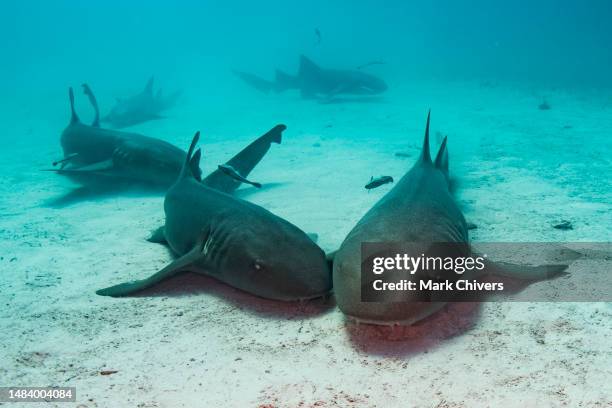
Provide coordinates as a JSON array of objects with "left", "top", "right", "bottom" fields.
[{"left": 253, "top": 260, "right": 265, "bottom": 271}]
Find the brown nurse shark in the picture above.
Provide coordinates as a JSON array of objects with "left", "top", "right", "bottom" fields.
[
  {"left": 97, "top": 131, "right": 332, "bottom": 301},
  {"left": 332, "top": 111, "right": 568, "bottom": 325},
  {"left": 51, "top": 84, "right": 283, "bottom": 194}
]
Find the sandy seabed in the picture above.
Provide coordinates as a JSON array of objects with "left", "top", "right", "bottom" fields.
[{"left": 1, "top": 79, "right": 611, "bottom": 407}]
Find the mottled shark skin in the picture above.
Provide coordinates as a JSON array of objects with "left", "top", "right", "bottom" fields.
[
  {"left": 332, "top": 111, "right": 568, "bottom": 326},
  {"left": 51, "top": 85, "right": 284, "bottom": 193},
  {"left": 102, "top": 77, "right": 181, "bottom": 128},
  {"left": 97, "top": 132, "right": 332, "bottom": 301},
  {"left": 236, "top": 55, "right": 388, "bottom": 100}
]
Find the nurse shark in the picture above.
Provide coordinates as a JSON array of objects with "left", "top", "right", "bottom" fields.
[
  {"left": 50, "top": 84, "right": 283, "bottom": 193},
  {"left": 235, "top": 55, "right": 387, "bottom": 100},
  {"left": 102, "top": 77, "right": 181, "bottom": 128},
  {"left": 332, "top": 111, "right": 569, "bottom": 325}
]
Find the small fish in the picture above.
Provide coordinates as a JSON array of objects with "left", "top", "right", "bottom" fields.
[
  {"left": 218, "top": 164, "right": 262, "bottom": 188},
  {"left": 553, "top": 220, "right": 573, "bottom": 230},
  {"left": 394, "top": 152, "right": 411, "bottom": 158},
  {"left": 365, "top": 176, "right": 393, "bottom": 190}
]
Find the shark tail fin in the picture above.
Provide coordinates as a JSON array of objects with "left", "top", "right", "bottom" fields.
[
  {"left": 81, "top": 84, "right": 100, "bottom": 127},
  {"left": 233, "top": 70, "right": 276, "bottom": 94},
  {"left": 420, "top": 109, "right": 432, "bottom": 164},
  {"left": 68, "top": 87, "right": 79, "bottom": 124},
  {"left": 178, "top": 131, "right": 201, "bottom": 181},
  {"left": 275, "top": 69, "right": 299, "bottom": 92},
  {"left": 434, "top": 135, "right": 449, "bottom": 179},
  {"left": 264, "top": 124, "right": 285, "bottom": 144},
  {"left": 144, "top": 76, "right": 154, "bottom": 94}
]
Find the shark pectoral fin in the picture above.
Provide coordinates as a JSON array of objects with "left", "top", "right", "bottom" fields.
[
  {"left": 53, "top": 153, "right": 79, "bottom": 167},
  {"left": 147, "top": 226, "right": 167, "bottom": 245},
  {"left": 484, "top": 258, "right": 569, "bottom": 281},
  {"left": 306, "top": 233, "right": 319, "bottom": 243},
  {"left": 96, "top": 244, "right": 203, "bottom": 297}
]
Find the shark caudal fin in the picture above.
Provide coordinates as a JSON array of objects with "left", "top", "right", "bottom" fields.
[
  {"left": 420, "top": 110, "right": 432, "bottom": 163},
  {"left": 275, "top": 69, "right": 299, "bottom": 92},
  {"left": 434, "top": 135, "right": 449, "bottom": 179},
  {"left": 178, "top": 131, "right": 201, "bottom": 181},
  {"left": 68, "top": 87, "right": 80, "bottom": 124},
  {"left": 263, "top": 123, "right": 284, "bottom": 144},
  {"left": 234, "top": 71, "right": 276, "bottom": 93},
  {"left": 81, "top": 84, "right": 100, "bottom": 127},
  {"left": 200, "top": 124, "right": 286, "bottom": 194}
]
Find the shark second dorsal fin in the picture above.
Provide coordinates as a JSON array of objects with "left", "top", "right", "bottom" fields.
[
  {"left": 68, "top": 87, "right": 79, "bottom": 124},
  {"left": 144, "top": 76, "right": 154, "bottom": 95},
  {"left": 179, "top": 131, "right": 201, "bottom": 181},
  {"left": 434, "top": 135, "right": 449, "bottom": 179},
  {"left": 81, "top": 84, "right": 100, "bottom": 127},
  {"left": 420, "top": 110, "right": 432, "bottom": 164}
]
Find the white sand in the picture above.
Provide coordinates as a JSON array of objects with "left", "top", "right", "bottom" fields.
[{"left": 1, "top": 79, "right": 611, "bottom": 407}]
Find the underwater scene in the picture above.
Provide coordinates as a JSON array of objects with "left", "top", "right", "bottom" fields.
[{"left": 1, "top": 0, "right": 611, "bottom": 407}]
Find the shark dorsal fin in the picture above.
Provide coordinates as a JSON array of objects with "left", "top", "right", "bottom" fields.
[
  {"left": 299, "top": 55, "right": 322, "bottom": 77},
  {"left": 189, "top": 149, "right": 203, "bottom": 182},
  {"left": 68, "top": 87, "right": 80, "bottom": 124},
  {"left": 81, "top": 84, "right": 100, "bottom": 127},
  {"left": 420, "top": 110, "right": 432, "bottom": 163},
  {"left": 434, "top": 135, "right": 449, "bottom": 178},
  {"left": 144, "top": 76, "right": 154, "bottom": 95},
  {"left": 179, "top": 131, "right": 201, "bottom": 181}
]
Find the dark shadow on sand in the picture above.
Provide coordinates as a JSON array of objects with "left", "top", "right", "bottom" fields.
[
  {"left": 43, "top": 183, "right": 166, "bottom": 208},
  {"left": 105, "top": 271, "right": 335, "bottom": 321},
  {"left": 44, "top": 180, "right": 288, "bottom": 207},
  {"left": 344, "top": 302, "right": 482, "bottom": 357}
]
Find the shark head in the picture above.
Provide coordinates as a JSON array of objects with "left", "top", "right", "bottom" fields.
[{"left": 216, "top": 216, "right": 333, "bottom": 301}]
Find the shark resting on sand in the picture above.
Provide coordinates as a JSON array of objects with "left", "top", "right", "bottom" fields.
[{"left": 102, "top": 77, "right": 181, "bottom": 128}]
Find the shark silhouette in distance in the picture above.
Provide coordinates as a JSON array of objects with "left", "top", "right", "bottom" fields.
[
  {"left": 102, "top": 77, "right": 181, "bottom": 128},
  {"left": 234, "top": 55, "right": 387, "bottom": 101}
]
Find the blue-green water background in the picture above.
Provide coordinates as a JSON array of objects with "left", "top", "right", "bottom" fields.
[
  {"left": 0, "top": 0, "right": 610, "bottom": 229},
  {"left": 3, "top": 0, "right": 612, "bottom": 92}
]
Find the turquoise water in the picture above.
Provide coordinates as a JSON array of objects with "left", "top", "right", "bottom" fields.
[{"left": 1, "top": 1, "right": 611, "bottom": 407}]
